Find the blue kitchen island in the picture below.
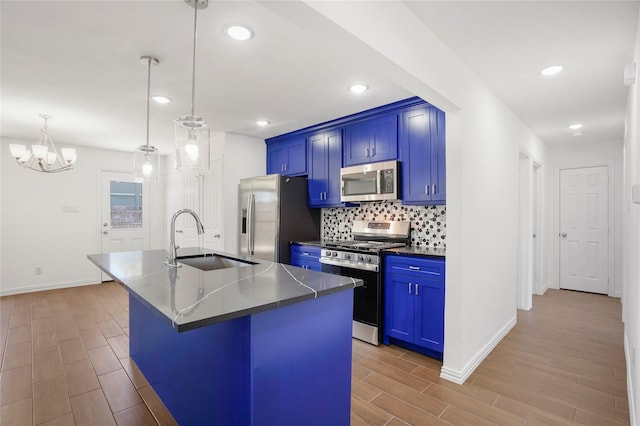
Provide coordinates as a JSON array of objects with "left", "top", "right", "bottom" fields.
[{"left": 88, "top": 249, "right": 361, "bottom": 426}]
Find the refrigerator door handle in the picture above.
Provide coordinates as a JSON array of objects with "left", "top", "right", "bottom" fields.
[{"left": 247, "top": 193, "right": 255, "bottom": 255}]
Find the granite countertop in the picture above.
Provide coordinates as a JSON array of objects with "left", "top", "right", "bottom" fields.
[
  {"left": 383, "top": 246, "right": 446, "bottom": 257},
  {"left": 292, "top": 240, "right": 446, "bottom": 258},
  {"left": 87, "top": 248, "right": 362, "bottom": 332}
]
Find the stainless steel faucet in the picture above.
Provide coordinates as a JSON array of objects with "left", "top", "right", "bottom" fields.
[{"left": 165, "top": 209, "right": 205, "bottom": 268}]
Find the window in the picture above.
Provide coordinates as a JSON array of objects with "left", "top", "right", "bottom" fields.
[{"left": 110, "top": 181, "right": 143, "bottom": 229}]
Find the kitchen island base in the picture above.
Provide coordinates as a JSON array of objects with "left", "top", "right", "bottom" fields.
[{"left": 130, "top": 289, "right": 354, "bottom": 426}]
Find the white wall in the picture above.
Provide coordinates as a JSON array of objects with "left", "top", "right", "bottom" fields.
[
  {"left": 218, "top": 133, "right": 266, "bottom": 255},
  {"left": 298, "top": 1, "right": 548, "bottom": 382},
  {"left": 623, "top": 7, "right": 640, "bottom": 424},
  {"left": 542, "top": 141, "right": 624, "bottom": 297},
  {"left": 0, "top": 138, "right": 165, "bottom": 295}
]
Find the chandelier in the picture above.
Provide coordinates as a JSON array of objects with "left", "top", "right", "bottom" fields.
[
  {"left": 9, "top": 115, "right": 77, "bottom": 173},
  {"left": 134, "top": 55, "right": 160, "bottom": 182},
  {"left": 175, "top": 0, "right": 210, "bottom": 171}
]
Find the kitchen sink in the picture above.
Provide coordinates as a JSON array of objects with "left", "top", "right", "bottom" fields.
[{"left": 177, "top": 255, "right": 256, "bottom": 271}]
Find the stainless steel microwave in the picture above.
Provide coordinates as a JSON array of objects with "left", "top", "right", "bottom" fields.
[{"left": 340, "top": 160, "right": 399, "bottom": 202}]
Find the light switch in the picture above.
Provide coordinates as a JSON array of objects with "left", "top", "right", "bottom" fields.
[{"left": 62, "top": 205, "right": 81, "bottom": 213}]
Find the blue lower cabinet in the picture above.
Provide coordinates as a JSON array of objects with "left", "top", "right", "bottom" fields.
[
  {"left": 383, "top": 254, "right": 445, "bottom": 357},
  {"left": 290, "top": 244, "right": 322, "bottom": 271}
]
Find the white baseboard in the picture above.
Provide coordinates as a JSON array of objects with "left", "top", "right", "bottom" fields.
[
  {"left": 624, "top": 333, "right": 636, "bottom": 426},
  {"left": 538, "top": 281, "right": 554, "bottom": 295},
  {"left": 0, "top": 279, "right": 102, "bottom": 296},
  {"left": 440, "top": 315, "right": 517, "bottom": 384}
]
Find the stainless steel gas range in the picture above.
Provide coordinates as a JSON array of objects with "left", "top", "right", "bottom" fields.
[{"left": 320, "top": 220, "right": 410, "bottom": 345}]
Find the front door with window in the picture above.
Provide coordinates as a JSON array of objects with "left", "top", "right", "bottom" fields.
[{"left": 101, "top": 171, "right": 149, "bottom": 260}]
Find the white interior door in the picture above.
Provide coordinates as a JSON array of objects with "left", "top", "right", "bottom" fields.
[
  {"left": 559, "top": 166, "right": 609, "bottom": 294},
  {"left": 101, "top": 171, "right": 149, "bottom": 256}
]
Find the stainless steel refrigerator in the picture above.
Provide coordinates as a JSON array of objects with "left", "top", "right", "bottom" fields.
[{"left": 238, "top": 175, "right": 320, "bottom": 264}]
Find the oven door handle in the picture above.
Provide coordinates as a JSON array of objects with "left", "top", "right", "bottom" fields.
[{"left": 319, "top": 257, "right": 379, "bottom": 273}]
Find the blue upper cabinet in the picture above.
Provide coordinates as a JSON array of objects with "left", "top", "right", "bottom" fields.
[
  {"left": 343, "top": 113, "right": 398, "bottom": 166},
  {"left": 400, "top": 106, "right": 446, "bottom": 205},
  {"left": 266, "top": 136, "right": 307, "bottom": 176},
  {"left": 308, "top": 128, "right": 343, "bottom": 207}
]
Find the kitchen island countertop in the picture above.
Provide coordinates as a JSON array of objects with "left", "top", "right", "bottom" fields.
[{"left": 88, "top": 248, "right": 361, "bottom": 332}]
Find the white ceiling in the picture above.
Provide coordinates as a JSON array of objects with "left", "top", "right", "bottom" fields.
[{"left": 1, "top": 1, "right": 638, "bottom": 154}]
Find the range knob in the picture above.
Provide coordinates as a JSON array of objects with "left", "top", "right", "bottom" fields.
[
  {"left": 331, "top": 251, "right": 338, "bottom": 257},
  {"left": 357, "top": 254, "right": 364, "bottom": 262},
  {"left": 344, "top": 253, "right": 351, "bottom": 260},
  {"left": 365, "top": 256, "right": 372, "bottom": 263}
]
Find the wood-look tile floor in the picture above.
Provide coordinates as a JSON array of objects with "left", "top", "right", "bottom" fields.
[{"left": 0, "top": 284, "right": 629, "bottom": 425}]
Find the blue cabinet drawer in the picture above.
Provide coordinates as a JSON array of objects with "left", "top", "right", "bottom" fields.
[
  {"left": 290, "top": 245, "right": 321, "bottom": 258},
  {"left": 290, "top": 244, "right": 321, "bottom": 271},
  {"left": 386, "top": 256, "right": 444, "bottom": 279},
  {"left": 290, "top": 256, "right": 321, "bottom": 271}
]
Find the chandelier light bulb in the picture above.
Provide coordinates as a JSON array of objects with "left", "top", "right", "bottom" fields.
[
  {"left": 32, "top": 144, "right": 48, "bottom": 160},
  {"left": 9, "top": 144, "right": 26, "bottom": 159},
  {"left": 61, "top": 148, "right": 77, "bottom": 164},
  {"left": 46, "top": 152, "right": 57, "bottom": 165},
  {"left": 18, "top": 151, "right": 31, "bottom": 164}
]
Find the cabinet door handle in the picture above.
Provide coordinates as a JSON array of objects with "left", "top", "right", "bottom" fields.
[
  {"left": 302, "top": 252, "right": 310, "bottom": 256},
  {"left": 284, "top": 163, "right": 287, "bottom": 172},
  {"left": 432, "top": 184, "right": 436, "bottom": 195},
  {"left": 371, "top": 146, "right": 375, "bottom": 157},
  {"left": 425, "top": 184, "right": 430, "bottom": 195},
  {"left": 415, "top": 284, "right": 419, "bottom": 296},
  {"left": 408, "top": 266, "right": 420, "bottom": 271},
  {"left": 366, "top": 148, "right": 370, "bottom": 157},
  {"left": 408, "top": 283, "right": 412, "bottom": 294}
]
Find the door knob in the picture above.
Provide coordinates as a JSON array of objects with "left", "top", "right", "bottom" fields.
[
  {"left": 102, "top": 231, "right": 108, "bottom": 235},
  {"left": 561, "top": 233, "right": 567, "bottom": 238},
  {"left": 103, "top": 223, "right": 108, "bottom": 227}
]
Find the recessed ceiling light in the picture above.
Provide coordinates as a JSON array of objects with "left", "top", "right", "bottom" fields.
[
  {"left": 225, "top": 25, "right": 254, "bottom": 41},
  {"left": 540, "top": 65, "right": 564, "bottom": 76},
  {"left": 151, "top": 95, "right": 171, "bottom": 104},
  {"left": 256, "top": 120, "right": 270, "bottom": 127},
  {"left": 349, "top": 84, "right": 369, "bottom": 94},
  {"left": 568, "top": 123, "right": 583, "bottom": 130}
]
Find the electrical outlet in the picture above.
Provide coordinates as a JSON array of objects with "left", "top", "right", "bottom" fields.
[{"left": 35, "top": 266, "right": 43, "bottom": 275}]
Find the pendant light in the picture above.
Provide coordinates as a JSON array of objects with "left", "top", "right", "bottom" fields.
[
  {"left": 134, "top": 55, "right": 160, "bottom": 182},
  {"left": 175, "top": 0, "right": 210, "bottom": 171},
  {"left": 9, "top": 114, "right": 77, "bottom": 173}
]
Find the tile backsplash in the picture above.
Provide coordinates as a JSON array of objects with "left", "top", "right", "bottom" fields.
[{"left": 321, "top": 202, "right": 446, "bottom": 248}]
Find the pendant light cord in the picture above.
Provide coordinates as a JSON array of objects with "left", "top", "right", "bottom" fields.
[
  {"left": 146, "top": 57, "right": 151, "bottom": 149},
  {"left": 191, "top": 3, "right": 198, "bottom": 117}
]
